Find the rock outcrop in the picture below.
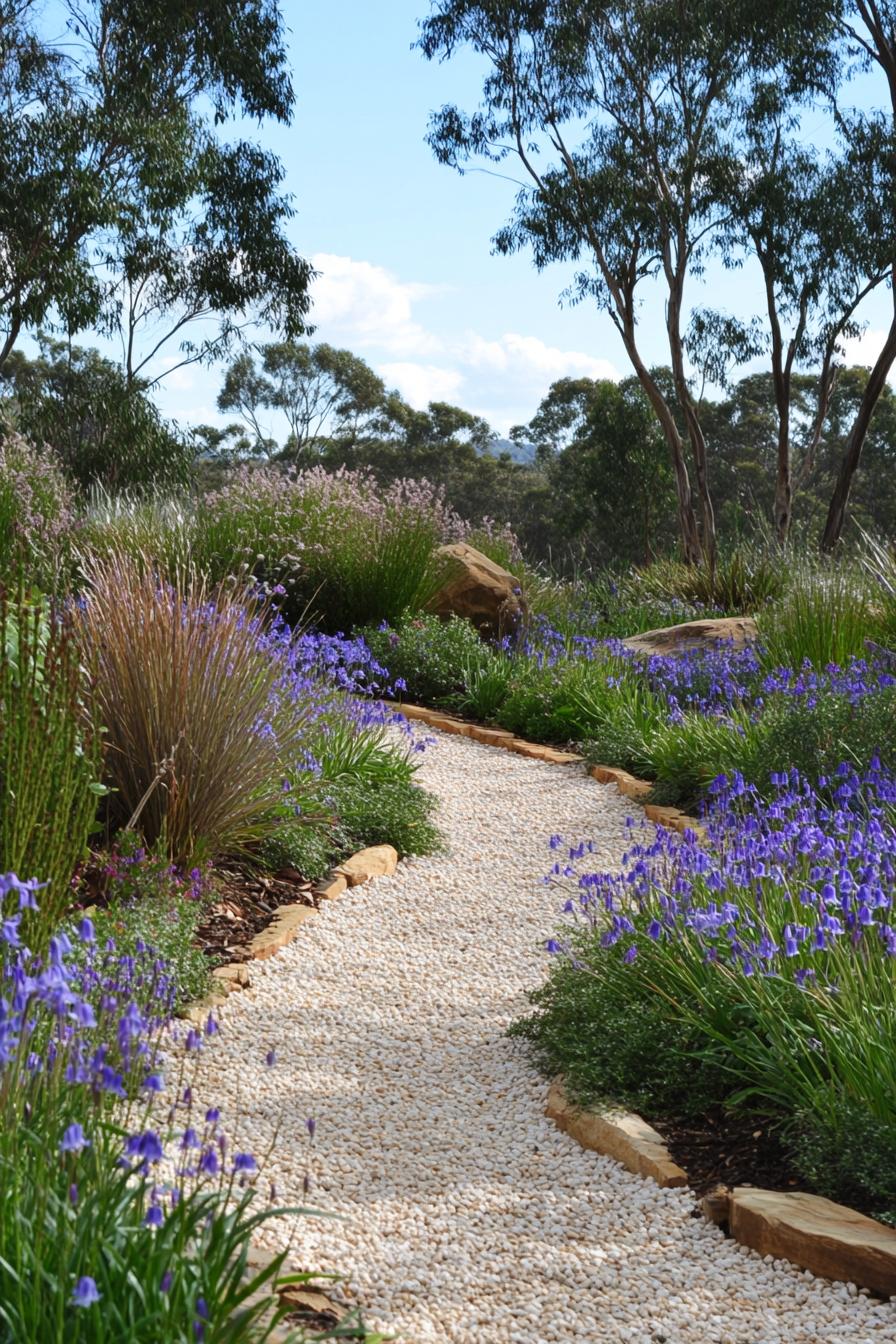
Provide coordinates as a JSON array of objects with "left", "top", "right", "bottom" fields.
[
  {"left": 622, "top": 615, "right": 758, "bottom": 657},
  {"left": 427, "top": 542, "right": 526, "bottom": 638}
]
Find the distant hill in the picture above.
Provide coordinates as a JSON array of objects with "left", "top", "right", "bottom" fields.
[{"left": 482, "top": 437, "right": 537, "bottom": 465}]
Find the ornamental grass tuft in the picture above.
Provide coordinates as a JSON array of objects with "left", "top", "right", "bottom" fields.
[{"left": 75, "top": 551, "right": 330, "bottom": 864}]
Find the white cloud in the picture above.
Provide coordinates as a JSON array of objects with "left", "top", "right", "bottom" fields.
[
  {"left": 310, "top": 253, "right": 443, "bottom": 356},
  {"left": 306, "top": 254, "right": 621, "bottom": 431},
  {"left": 841, "top": 328, "right": 896, "bottom": 383},
  {"left": 461, "top": 331, "right": 618, "bottom": 382},
  {"left": 378, "top": 361, "right": 465, "bottom": 408}
]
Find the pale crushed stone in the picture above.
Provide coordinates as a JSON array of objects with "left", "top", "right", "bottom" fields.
[{"left": 184, "top": 729, "right": 896, "bottom": 1344}]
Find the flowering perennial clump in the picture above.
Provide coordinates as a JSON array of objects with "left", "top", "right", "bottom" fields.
[
  {"left": 0, "top": 873, "right": 322, "bottom": 1341},
  {"left": 545, "top": 761, "right": 896, "bottom": 1172}
]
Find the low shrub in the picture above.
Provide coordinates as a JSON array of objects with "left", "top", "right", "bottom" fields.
[
  {"left": 259, "top": 818, "right": 335, "bottom": 882},
  {"left": 510, "top": 928, "right": 730, "bottom": 1119},
  {"left": 0, "top": 589, "right": 103, "bottom": 949},
  {"left": 362, "top": 612, "right": 487, "bottom": 704},
  {"left": 326, "top": 777, "right": 442, "bottom": 859},
  {"left": 76, "top": 834, "right": 213, "bottom": 1009}
]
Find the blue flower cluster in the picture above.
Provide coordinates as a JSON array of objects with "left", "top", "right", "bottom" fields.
[
  {"left": 550, "top": 759, "right": 896, "bottom": 984},
  {"left": 0, "top": 873, "right": 270, "bottom": 1329}
]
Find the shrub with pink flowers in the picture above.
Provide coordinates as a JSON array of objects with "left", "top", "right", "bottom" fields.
[
  {"left": 195, "top": 464, "right": 469, "bottom": 630},
  {"left": 0, "top": 430, "right": 76, "bottom": 588}
]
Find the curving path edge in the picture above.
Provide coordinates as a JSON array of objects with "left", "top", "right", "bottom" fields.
[{"left": 187, "top": 728, "right": 896, "bottom": 1344}]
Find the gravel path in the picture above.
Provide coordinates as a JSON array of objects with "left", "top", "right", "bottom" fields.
[{"left": 189, "top": 730, "right": 896, "bottom": 1344}]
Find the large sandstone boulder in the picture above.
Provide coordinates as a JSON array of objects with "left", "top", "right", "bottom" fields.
[
  {"left": 427, "top": 542, "right": 526, "bottom": 638},
  {"left": 622, "top": 615, "right": 758, "bottom": 657}
]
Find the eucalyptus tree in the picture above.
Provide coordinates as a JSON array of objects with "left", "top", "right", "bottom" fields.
[
  {"left": 0, "top": 0, "right": 312, "bottom": 383},
  {"left": 217, "top": 342, "right": 390, "bottom": 462},
  {"left": 819, "top": 1, "right": 896, "bottom": 550},
  {"left": 419, "top": 0, "right": 833, "bottom": 566}
]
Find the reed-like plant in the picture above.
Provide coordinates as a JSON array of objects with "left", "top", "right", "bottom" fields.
[
  {"left": 75, "top": 552, "right": 324, "bottom": 863},
  {"left": 757, "top": 558, "right": 880, "bottom": 669},
  {"left": 0, "top": 588, "right": 103, "bottom": 946}
]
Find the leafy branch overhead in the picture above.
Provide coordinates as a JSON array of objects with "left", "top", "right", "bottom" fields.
[
  {"left": 419, "top": 0, "right": 896, "bottom": 555},
  {"left": 0, "top": 0, "right": 313, "bottom": 383}
]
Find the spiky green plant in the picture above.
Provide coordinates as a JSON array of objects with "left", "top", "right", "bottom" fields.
[{"left": 0, "top": 587, "right": 103, "bottom": 946}]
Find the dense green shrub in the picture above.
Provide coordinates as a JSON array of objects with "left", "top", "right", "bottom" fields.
[
  {"left": 362, "top": 612, "right": 487, "bottom": 704},
  {"left": 787, "top": 1096, "right": 896, "bottom": 1219},
  {"left": 259, "top": 818, "right": 335, "bottom": 882},
  {"left": 261, "top": 776, "right": 442, "bottom": 875},
  {"left": 326, "top": 777, "right": 442, "bottom": 859},
  {"left": 511, "top": 930, "right": 730, "bottom": 1119},
  {"left": 1, "top": 590, "right": 103, "bottom": 948}
]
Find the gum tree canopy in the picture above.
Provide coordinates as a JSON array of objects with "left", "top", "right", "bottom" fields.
[
  {"left": 0, "top": 0, "right": 312, "bottom": 383},
  {"left": 419, "top": 1, "right": 896, "bottom": 556}
]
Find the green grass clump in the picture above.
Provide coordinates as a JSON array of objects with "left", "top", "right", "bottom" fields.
[
  {"left": 1, "top": 589, "right": 103, "bottom": 949},
  {"left": 757, "top": 561, "right": 883, "bottom": 669}
]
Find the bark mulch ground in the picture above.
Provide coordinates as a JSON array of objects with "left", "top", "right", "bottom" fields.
[{"left": 194, "top": 865, "right": 318, "bottom": 964}]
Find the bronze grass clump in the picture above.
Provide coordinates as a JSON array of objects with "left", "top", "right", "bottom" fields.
[{"left": 75, "top": 550, "right": 317, "bottom": 864}]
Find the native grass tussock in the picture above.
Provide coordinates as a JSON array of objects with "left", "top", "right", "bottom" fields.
[{"left": 75, "top": 550, "right": 328, "bottom": 863}]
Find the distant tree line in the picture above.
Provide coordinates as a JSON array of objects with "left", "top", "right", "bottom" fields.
[{"left": 7, "top": 335, "right": 894, "bottom": 574}]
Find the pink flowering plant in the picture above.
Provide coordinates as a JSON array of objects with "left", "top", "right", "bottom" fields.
[
  {"left": 0, "top": 431, "right": 76, "bottom": 589},
  {"left": 196, "top": 464, "right": 471, "bottom": 631}
]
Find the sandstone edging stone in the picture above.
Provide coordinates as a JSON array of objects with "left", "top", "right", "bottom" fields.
[{"left": 545, "top": 1077, "right": 687, "bottom": 1189}]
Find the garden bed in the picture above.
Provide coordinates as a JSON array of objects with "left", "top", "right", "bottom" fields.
[{"left": 194, "top": 863, "right": 317, "bottom": 964}]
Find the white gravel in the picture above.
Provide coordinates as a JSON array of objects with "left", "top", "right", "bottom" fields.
[{"left": 185, "top": 729, "right": 896, "bottom": 1344}]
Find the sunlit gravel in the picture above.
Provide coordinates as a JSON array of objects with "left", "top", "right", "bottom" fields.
[{"left": 186, "top": 729, "right": 896, "bottom": 1344}]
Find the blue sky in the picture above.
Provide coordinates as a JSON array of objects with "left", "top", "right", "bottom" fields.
[{"left": 138, "top": 2, "right": 894, "bottom": 437}]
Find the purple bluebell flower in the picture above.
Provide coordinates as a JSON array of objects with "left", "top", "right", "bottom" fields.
[{"left": 71, "top": 1277, "right": 101, "bottom": 1307}]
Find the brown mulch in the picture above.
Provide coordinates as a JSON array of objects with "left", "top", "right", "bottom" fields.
[
  {"left": 652, "top": 1105, "right": 802, "bottom": 1202},
  {"left": 194, "top": 865, "right": 318, "bottom": 964}
]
